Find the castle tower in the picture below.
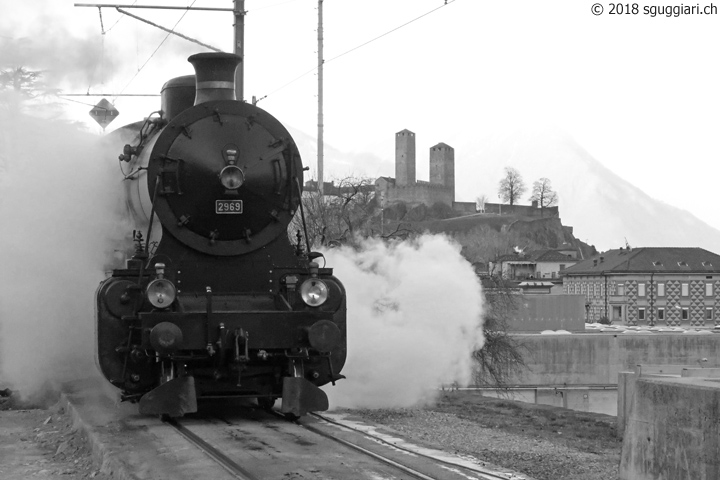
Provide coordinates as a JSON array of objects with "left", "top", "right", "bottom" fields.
[
  {"left": 430, "top": 142, "right": 455, "bottom": 199},
  {"left": 395, "top": 129, "right": 416, "bottom": 186}
]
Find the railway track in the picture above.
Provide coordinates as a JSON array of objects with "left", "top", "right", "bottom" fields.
[{"left": 163, "top": 406, "right": 528, "bottom": 480}]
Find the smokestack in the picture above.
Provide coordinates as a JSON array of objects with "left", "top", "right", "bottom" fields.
[{"left": 188, "top": 52, "right": 242, "bottom": 105}]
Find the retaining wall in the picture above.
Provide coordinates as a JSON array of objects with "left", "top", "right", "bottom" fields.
[
  {"left": 618, "top": 375, "right": 720, "bottom": 479},
  {"left": 502, "top": 334, "right": 720, "bottom": 386}
]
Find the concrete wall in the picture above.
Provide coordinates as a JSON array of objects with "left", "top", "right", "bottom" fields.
[
  {"left": 502, "top": 334, "right": 720, "bottom": 386},
  {"left": 619, "top": 375, "right": 720, "bottom": 479},
  {"left": 508, "top": 294, "right": 585, "bottom": 332}
]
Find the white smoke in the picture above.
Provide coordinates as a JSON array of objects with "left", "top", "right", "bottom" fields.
[
  {"left": 0, "top": 96, "right": 127, "bottom": 395},
  {"left": 322, "top": 235, "right": 485, "bottom": 409}
]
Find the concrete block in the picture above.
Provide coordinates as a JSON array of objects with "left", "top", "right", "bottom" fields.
[{"left": 619, "top": 377, "right": 720, "bottom": 480}]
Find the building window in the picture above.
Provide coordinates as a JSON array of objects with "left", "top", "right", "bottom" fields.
[
  {"left": 658, "top": 308, "right": 665, "bottom": 320},
  {"left": 638, "top": 308, "right": 645, "bottom": 320},
  {"left": 706, "top": 283, "right": 714, "bottom": 297},
  {"left": 617, "top": 284, "right": 625, "bottom": 296},
  {"left": 560, "top": 264, "right": 566, "bottom": 271},
  {"left": 612, "top": 305, "right": 622, "bottom": 320},
  {"left": 682, "top": 307, "right": 689, "bottom": 320},
  {"left": 638, "top": 283, "right": 646, "bottom": 297},
  {"left": 658, "top": 283, "right": 665, "bottom": 297},
  {"left": 681, "top": 283, "right": 689, "bottom": 296},
  {"left": 706, "top": 308, "right": 714, "bottom": 320}
]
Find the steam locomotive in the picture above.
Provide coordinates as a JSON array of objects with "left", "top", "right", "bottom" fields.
[{"left": 95, "top": 53, "right": 347, "bottom": 417}]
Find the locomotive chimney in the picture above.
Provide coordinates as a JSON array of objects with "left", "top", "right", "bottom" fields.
[{"left": 188, "top": 52, "right": 242, "bottom": 105}]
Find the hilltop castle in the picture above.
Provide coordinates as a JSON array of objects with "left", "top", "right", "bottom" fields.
[{"left": 374, "top": 129, "right": 476, "bottom": 214}]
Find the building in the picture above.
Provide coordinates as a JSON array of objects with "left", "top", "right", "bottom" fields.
[
  {"left": 490, "top": 248, "right": 579, "bottom": 280},
  {"left": 561, "top": 247, "right": 720, "bottom": 326},
  {"left": 375, "top": 129, "right": 476, "bottom": 213}
]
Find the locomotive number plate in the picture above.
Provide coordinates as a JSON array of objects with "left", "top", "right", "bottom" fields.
[{"left": 215, "top": 200, "right": 243, "bottom": 214}]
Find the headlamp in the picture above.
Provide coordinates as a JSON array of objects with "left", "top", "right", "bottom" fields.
[
  {"left": 146, "top": 279, "right": 177, "bottom": 309},
  {"left": 219, "top": 165, "right": 244, "bottom": 190},
  {"left": 300, "top": 279, "right": 328, "bottom": 307},
  {"left": 146, "top": 263, "right": 176, "bottom": 309}
]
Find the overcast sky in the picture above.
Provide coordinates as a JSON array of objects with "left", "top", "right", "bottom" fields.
[{"left": 3, "top": 0, "right": 720, "bottom": 234}]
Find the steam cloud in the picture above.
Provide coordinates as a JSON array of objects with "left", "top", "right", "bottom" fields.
[
  {"left": 0, "top": 95, "right": 126, "bottom": 395},
  {"left": 322, "top": 235, "right": 485, "bottom": 409}
]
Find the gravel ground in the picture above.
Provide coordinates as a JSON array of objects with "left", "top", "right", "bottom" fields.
[
  {"left": 343, "top": 391, "right": 622, "bottom": 480},
  {"left": 0, "top": 392, "right": 112, "bottom": 480}
]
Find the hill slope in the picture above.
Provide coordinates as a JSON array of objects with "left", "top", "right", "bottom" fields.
[{"left": 459, "top": 127, "right": 720, "bottom": 252}]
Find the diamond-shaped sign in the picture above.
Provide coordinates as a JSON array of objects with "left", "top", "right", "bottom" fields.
[{"left": 89, "top": 98, "right": 119, "bottom": 129}]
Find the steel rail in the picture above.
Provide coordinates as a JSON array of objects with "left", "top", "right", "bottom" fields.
[
  {"left": 296, "top": 418, "right": 436, "bottom": 480},
  {"left": 309, "top": 412, "right": 524, "bottom": 480},
  {"left": 163, "top": 417, "right": 260, "bottom": 480}
]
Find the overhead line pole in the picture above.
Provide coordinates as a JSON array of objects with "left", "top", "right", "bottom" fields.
[
  {"left": 234, "top": 0, "right": 245, "bottom": 101},
  {"left": 317, "top": 0, "right": 324, "bottom": 195}
]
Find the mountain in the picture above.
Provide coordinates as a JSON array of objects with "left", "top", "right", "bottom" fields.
[{"left": 457, "top": 127, "right": 720, "bottom": 253}]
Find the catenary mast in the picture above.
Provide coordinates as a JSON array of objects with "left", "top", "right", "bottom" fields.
[{"left": 317, "top": 0, "right": 324, "bottom": 195}]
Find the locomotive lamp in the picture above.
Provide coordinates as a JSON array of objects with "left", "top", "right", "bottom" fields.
[
  {"left": 146, "top": 263, "right": 177, "bottom": 309},
  {"left": 300, "top": 262, "right": 328, "bottom": 307},
  {"left": 219, "top": 165, "right": 245, "bottom": 190}
]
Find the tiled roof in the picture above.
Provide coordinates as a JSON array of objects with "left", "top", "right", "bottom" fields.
[
  {"left": 562, "top": 247, "right": 720, "bottom": 275},
  {"left": 533, "top": 250, "right": 577, "bottom": 262}
]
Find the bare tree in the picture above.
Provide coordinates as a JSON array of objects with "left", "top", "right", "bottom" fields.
[
  {"left": 497, "top": 167, "right": 526, "bottom": 206},
  {"left": 476, "top": 194, "right": 489, "bottom": 213},
  {"left": 528, "top": 177, "right": 558, "bottom": 216},
  {"left": 473, "top": 276, "right": 527, "bottom": 390},
  {"left": 290, "top": 176, "right": 378, "bottom": 250}
]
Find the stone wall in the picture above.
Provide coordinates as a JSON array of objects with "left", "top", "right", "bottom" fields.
[
  {"left": 483, "top": 202, "right": 559, "bottom": 218},
  {"left": 381, "top": 182, "right": 454, "bottom": 207}
]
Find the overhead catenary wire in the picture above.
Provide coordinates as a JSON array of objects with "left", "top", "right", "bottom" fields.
[
  {"left": 113, "top": 1, "right": 199, "bottom": 101},
  {"left": 116, "top": 7, "right": 221, "bottom": 53},
  {"left": 259, "top": 0, "right": 456, "bottom": 100}
]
